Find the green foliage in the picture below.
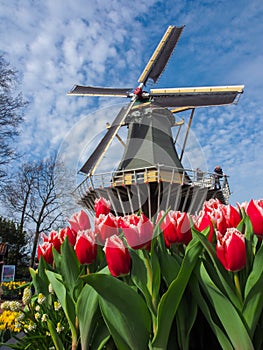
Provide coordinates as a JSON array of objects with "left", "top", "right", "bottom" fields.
[
  {"left": 0, "top": 216, "right": 29, "bottom": 279},
  {"left": 1, "top": 207, "right": 262, "bottom": 349}
]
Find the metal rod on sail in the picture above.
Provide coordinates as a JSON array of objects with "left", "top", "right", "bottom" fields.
[{"left": 180, "top": 108, "right": 195, "bottom": 161}]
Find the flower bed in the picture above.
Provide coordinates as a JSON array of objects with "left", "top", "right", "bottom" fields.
[
  {"left": 0, "top": 281, "right": 27, "bottom": 301},
  {"left": 0, "top": 198, "right": 262, "bottom": 349}
]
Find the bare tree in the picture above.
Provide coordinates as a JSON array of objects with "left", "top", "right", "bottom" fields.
[
  {"left": 0, "top": 55, "right": 27, "bottom": 180},
  {"left": 2, "top": 156, "right": 71, "bottom": 267}
]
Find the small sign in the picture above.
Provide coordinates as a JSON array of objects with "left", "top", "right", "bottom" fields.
[{"left": 1, "top": 265, "right": 15, "bottom": 282}]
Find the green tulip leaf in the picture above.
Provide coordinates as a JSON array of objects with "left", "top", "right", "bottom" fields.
[
  {"left": 152, "top": 237, "right": 203, "bottom": 349},
  {"left": 76, "top": 283, "right": 99, "bottom": 349},
  {"left": 190, "top": 272, "right": 233, "bottom": 350},
  {"left": 199, "top": 263, "right": 254, "bottom": 350},
  {"left": 243, "top": 242, "right": 263, "bottom": 336},
  {"left": 151, "top": 247, "right": 161, "bottom": 311},
  {"left": 89, "top": 316, "right": 111, "bottom": 350},
  {"left": 29, "top": 256, "right": 49, "bottom": 295},
  {"left": 130, "top": 250, "right": 155, "bottom": 315},
  {"left": 45, "top": 270, "right": 78, "bottom": 345},
  {"left": 176, "top": 291, "right": 197, "bottom": 350},
  {"left": 47, "top": 319, "right": 65, "bottom": 350},
  {"left": 157, "top": 250, "right": 181, "bottom": 287},
  {"left": 57, "top": 238, "right": 83, "bottom": 301},
  {"left": 85, "top": 273, "right": 151, "bottom": 350}
]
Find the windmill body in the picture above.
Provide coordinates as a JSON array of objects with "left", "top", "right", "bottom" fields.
[{"left": 69, "top": 26, "right": 244, "bottom": 218}]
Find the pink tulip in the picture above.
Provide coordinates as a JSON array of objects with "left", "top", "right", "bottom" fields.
[
  {"left": 104, "top": 235, "right": 131, "bottom": 277},
  {"left": 95, "top": 213, "right": 119, "bottom": 245},
  {"left": 68, "top": 210, "right": 91, "bottom": 233},
  {"left": 246, "top": 199, "right": 263, "bottom": 238},
  {"left": 74, "top": 230, "right": 97, "bottom": 265},
  {"left": 120, "top": 213, "right": 153, "bottom": 250},
  {"left": 216, "top": 228, "right": 246, "bottom": 272},
  {"left": 158, "top": 210, "right": 192, "bottom": 247},
  {"left": 94, "top": 197, "right": 111, "bottom": 217}
]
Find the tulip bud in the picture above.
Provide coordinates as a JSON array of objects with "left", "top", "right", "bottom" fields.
[
  {"left": 104, "top": 235, "right": 131, "bottom": 277},
  {"left": 74, "top": 230, "right": 97, "bottom": 265},
  {"left": 246, "top": 199, "right": 263, "bottom": 238},
  {"left": 216, "top": 228, "right": 246, "bottom": 272},
  {"left": 48, "top": 230, "right": 62, "bottom": 253},
  {"left": 38, "top": 242, "right": 53, "bottom": 265},
  {"left": 94, "top": 197, "right": 111, "bottom": 217},
  {"left": 159, "top": 211, "right": 192, "bottom": 247},
  {"left": 193, "top": 210, "right": 214, "bottom": 242}
]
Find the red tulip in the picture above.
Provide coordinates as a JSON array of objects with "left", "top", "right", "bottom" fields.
[
  {"left": 159, "top": 210, "right": 192, "bottom": 247},
  {"left": 202, "top": 198, "right": 222, "bottom": 214},
  {"left": 216, "top": 228, "right": 246, "bottom": 272},
  {"left": 68, "top": 210, "right": 91, "bottom": 232},
  {"left": 120, "top": 213, "right": 153, "bottom": 250},
  {"left": 246, "top": 199, "right": 263, "bottom": 238},
  {"left": 94, "top": 197, "right": 111, "bottom": 217},
  {"left": 59, "top": 226, "right": 77, "bottom": 246},
  {"left": 95, "top": 213, "right": 119, "bottom": 245},
  {"left": 74, "top": 230, "right": 97, "bottom": 265},
  {"left": 48, "top": 230, "right": 62, "bottom": 252},
  {"left": 104, "top": 235, "right": 131, "bottom": 277},
  {"left": 38, "top": 241, "right": 53, "bottom": 265},
  {"left": 201, "top": 200, "right": 242, "bottom": 237},
  {"left": 193, "top": 210, "right": 214, "bottom": 242}
]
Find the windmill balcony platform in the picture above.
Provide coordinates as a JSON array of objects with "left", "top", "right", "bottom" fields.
[{"left": 74, "top": 164, "right": 230, "bottom": 218}]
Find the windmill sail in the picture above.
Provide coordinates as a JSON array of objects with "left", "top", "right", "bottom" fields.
[
  {"left": 138, "top": 25, "right": 185, "bottom": 84},
  {"left": 149, "top": 85, "right": 244, "bottom": 108},
  {"left": 79, "top": 99, "right": 136, "bottom": 175},
  {"left": 68, "top": 85, "right": 132, "bottom": 97}
]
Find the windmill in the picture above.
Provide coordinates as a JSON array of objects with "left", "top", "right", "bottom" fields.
[{"left": 69, "top": 25, "right": 244, "bottom": 218}]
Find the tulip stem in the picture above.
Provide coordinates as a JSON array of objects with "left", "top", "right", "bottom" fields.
[{"left": 234, "top": 272, "right": 243, "bottom": 303}]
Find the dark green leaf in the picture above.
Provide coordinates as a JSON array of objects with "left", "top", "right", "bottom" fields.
[
  {"left": 85, "top": 273, "right": 151, "bottom": 350},
  {"left": 199, "top": 263, "right": 254, "bottom": 350},
  {"left": 190, "top": 272, "right": 233, "bottom": 350},
  {"left": 152, "top": 237, "right": 202, "bottom": 349},
  {"left": 76, "top": 284, "right": 99, "bottom": 349}
]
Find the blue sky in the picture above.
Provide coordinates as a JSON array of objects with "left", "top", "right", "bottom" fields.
[{"left": 0, "top": 0, "right": 262, "bottom": 206}]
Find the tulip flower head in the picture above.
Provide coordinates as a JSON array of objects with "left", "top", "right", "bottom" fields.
[
  {"left": 158, "top": 210, "right": 192, "bottom": 247},
  {"left": 202, "top": 198, "right": 222, "bottom": 214},
  {"left": 68, "top": 210, "right": 91, "bottom": 233},
  {"left": 104, "top": 235, "right": 131, "bottom": 277},
  {"left": 246, "top": 199, "right": 263, "bottom": 238},
  {"left": 193, "top": 210, "right": 214, "bottom": 242},
  {"left": 59, "top": 226, "right": 77, "bottom": 246},
  {"left": 74, "top": 230, "right": 97, "bottom": 265},
  {"left": 94, "top": 197, "right": 111, "bottom": 217},
  {"left": 95, "top": 213, "right": 119, "bottom": 245},
  {"left": 47, "top": 231, "right": 62, "bottom": 253},
  {"left": 216, "top": 228, "right": 246, "bottom": 272},
  {"left": 38, "top": 241, "right": 53, "bottom": 265},
  {"left": 120, "top": 213, "right": 153, "bottom": 250}
]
